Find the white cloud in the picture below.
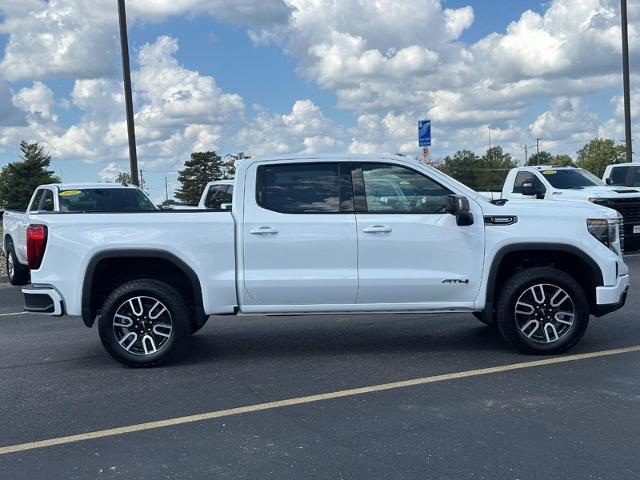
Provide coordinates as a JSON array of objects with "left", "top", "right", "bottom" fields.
[{"left": 13, "top": 81, "right": 57, "bottom": 122}]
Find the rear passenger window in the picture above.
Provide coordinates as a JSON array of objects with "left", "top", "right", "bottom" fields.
[
  {"left": 610, "top": 166, "right": 630, "bottom": 186},
  {"left": 29, "top": 190, "right": 45, "bottom": 211},
  {"left": 204, "top": 185, "right": 232, "bottom": 210},
  {"left": 41, "top": 190, "right": 54, "bottom": 212},
  {"left": 256, "top": 163, "right": 348, "bottom": 214}
]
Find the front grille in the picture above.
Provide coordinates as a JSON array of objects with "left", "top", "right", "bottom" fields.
[{"left": 603, "top": 199, "right": 640, "bottom": 225}]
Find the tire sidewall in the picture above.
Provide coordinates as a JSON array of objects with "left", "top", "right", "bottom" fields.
[
  {"left": 98, "top": 280, "right": 190, "bottom": 367},
  {"left": 497, "top": 268, "right": 589, "bottom": 354}
]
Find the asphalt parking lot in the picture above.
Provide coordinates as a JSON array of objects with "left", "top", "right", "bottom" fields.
[{"left": 1, "top": 257, "right": 639, "bottom": 479}]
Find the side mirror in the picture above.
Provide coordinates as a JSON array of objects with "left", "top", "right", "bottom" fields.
[
  {"left": 606, "top": 177, "right": 615, "bottom": 186},
  {"left": 521, "top": 181, "right": 535, "bottom": 196},
  {"left": 446, "top": 195, "right": 474, "bottom": 226}
]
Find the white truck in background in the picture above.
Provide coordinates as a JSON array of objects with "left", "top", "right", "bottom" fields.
[
  {"left": 480, "top": 165, "right": 640, "bottom": 245},
  {"left": 166, "top": 180, "right": 234, "bottom": 210},
  {"left": 22, "top": 155, "right": 628, "bottom": 367},
  {"left": 2, "top": 183, "right": 156, "bottom": 285},
  {"left": 602, "top": 163, "right": 640, "bottom": 188}
]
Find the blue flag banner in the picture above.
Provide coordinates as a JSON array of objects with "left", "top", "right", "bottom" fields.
[{"left": 418, "top": 120, "right": 431, "bottom": 147}]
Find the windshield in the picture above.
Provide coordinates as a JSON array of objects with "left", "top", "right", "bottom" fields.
[
  {"left": 58, "top": 188, "right": 157, "bottom": 212},
  {"left": 540, "top": 169, "right": 605, "bottom": 189}
]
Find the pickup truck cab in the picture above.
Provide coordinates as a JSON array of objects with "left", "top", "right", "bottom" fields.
[
  {"left": 481, "top": 166, "right": 640, "bottom": 243},
  {"left": 168, "top": 180, "right": 234, "bottom": 210},
  {"left": 23, "top": 155, "right": 629, "bottom": 367},
  {"left": 3, "top": 183, "right": 156, "bottom": 285},
  {"left": 603, "top": 163, "right": 640, "bottom": 188}
]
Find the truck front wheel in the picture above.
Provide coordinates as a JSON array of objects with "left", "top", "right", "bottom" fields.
[
  {"left": 98, "top": 279, "right": 190, "bottom": 367},
  {"left": 496, "top": 267, "right": 589, "bottom": 355}
]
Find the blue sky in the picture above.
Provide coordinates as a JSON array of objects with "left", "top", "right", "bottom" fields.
[{"left": 0, "top": 0, "right": 638, "bottom": 202}]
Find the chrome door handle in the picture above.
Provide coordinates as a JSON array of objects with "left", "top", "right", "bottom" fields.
[
  {"left": 362, "top": 225, "right": 392, "bottom": 233},
  {"left": 250, "top": 226, "right": 279, "bottom": 235}
]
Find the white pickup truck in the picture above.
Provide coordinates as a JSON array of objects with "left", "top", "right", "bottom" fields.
[
  {"left": 168, "top": 180, "right": 234, "bottom": 210},
  {"left": 22, "top": 155, "right": 629, "bottom": 367},
  {"left": 480, "top": 166, "right": 640, "bottom": 244},
  {"left": 3, "top": 183, "right": 156, "bottom": 285}
]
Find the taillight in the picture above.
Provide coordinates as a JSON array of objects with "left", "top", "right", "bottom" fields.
[{"left": 27, "top": 225, "right": 48, "bottom": 269}]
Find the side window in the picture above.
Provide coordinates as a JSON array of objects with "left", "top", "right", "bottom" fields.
[
  {"left": 356, "top": 163, "right": 451, "bottom": 214},
  {"left": 633, "top": 168, "right": 640, "bottom": 187},
  {"left": 41, "top": 190, "right": 54, "bottom": 212},
  {"left": 257, "top": 163, "right": 351, "bottom": 214},
  {"left": 610, "top": 166, "right": 630, "bottom": 186},
  {"left": 513, "top": 172, "right": 545, "bottom": 194},
  {"left": 204, "top": 185, "right": 232, "bottom": 210},
  {"left": 28, "top": 190, "right": 45, "bottom": 211}
]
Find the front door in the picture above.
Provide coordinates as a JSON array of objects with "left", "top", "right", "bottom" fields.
[
  {"left": 352, "top": 161, "right": 484, "bottom": 308},
  {"left": 241, "top": 160, "right": 358, "bottom": 310}
]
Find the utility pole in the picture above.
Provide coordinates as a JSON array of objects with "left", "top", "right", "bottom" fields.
[
  {"left": 536, "top": 138, "right": 541, "bottom": 156},
  {"left": 524, "top": 144, "right": 529, "bottom": 164},
  {"left": 165, "top": 177, "right": 169, "bottom": 202},
  {"left": 488, "top": 125, "right": 492, "bottom": 149},
  {"left": 117, "top": 0, "right": 140, "bottom": 186},
  {"left": 621, "top": 0, "right": 633, "bottom": 162}
]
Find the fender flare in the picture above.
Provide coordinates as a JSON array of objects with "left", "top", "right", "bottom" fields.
[
  {"left": 81, "top": 249, "right": 204, "bottom": 327},
  {"left": 483, "top": 242, "right": 604, "bottom": 318}
]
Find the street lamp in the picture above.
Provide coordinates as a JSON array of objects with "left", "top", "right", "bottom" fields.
[
  {"left": 621, "top": 0, "right": 633, "bottom": 162},
  {"left": 117, "top": 0, "right": 140, "bottom": 186}
]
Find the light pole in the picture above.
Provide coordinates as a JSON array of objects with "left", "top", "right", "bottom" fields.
[
  {"left": 621, "top": 0, "right": 633, "bottom": 162},
  {"left": 117, "top": 0, "right": 140, "bottom": 186}
]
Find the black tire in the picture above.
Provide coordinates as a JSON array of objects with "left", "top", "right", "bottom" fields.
[
  {"left": 496, "top": 267, "right": 589, "bottom": 355},
  {"left": 98, "top": 279, "right": 190, "bottom": 367},
  {"left": 5, "top": 239, "right": 30, "bottom": 286},
  {"left": 190, "top": 315, "right": 209, "bottom": 335},
  {"left": 473, "top": 312, "right": 495, "bottom": 327}
]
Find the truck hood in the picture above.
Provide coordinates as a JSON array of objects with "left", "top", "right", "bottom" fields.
[
  {"left": 550, "top": 185, "right": 640, "bottom": 200},
  {"left": 481, "top": 198, "right": 619, "bottom": 220}
]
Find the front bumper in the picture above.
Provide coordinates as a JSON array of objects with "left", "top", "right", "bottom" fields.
[
  {"left": 22, "top": 285, "right": 65, "bottom": 316},
  {"left": 593, "top": 274, "right": 629, "bottom": 317}
]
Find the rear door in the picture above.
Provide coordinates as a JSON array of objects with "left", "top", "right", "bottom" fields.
[
  {"left": 241, "top": 160, "right": 358, "bottom": 310},
  {"left": 352, "top": 161, "right": 484, "bottom": 307}
]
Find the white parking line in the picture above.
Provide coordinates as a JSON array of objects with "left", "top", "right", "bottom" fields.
[
  {"left": 0, "top": 312, "right": 27, "bottom": 317},
  {"left": 1, "top": 344, "right": 639, "bottom": 456}
]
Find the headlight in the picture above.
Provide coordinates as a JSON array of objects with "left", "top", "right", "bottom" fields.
[
  {"left": 588, "top": 197, "right": 609, "bottom": 205},
  {"left": 587, "top": 217, "right": 623, "bottom": 254}
]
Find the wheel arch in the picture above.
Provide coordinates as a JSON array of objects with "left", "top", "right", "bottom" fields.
[
  {"left": 82, "top": 249, "right": 204, "bottom": 328},
  {"left": 484, "top": 243, "right": 604, "bottom": 322}
]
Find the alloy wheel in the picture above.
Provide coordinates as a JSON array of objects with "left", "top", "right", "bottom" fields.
[
  {"left": 514, "top": 283, "right": 575, "bottom": 344},
  {"left": 112, "top": 296, "right": 173, "bottom": 355}
]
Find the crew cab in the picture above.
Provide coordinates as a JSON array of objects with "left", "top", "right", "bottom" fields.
[
  {"left": 481, "top": 166, "right": 640, "bottom": 243},
  {"left": 2, "top": 183, "right": 156, "bottom": 285},
  {"left": 169, "top": 180, "right": 234, "bottom": 210},
  {"left": 22, "top": 155, "right": 629, "bottom": 367},
  {"left": 603, "top": 163, "right": 640, "bottom": 188}
]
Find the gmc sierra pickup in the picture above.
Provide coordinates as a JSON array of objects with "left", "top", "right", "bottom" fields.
[
  {"left": 22, "top": 155, "right": 629, "bottom": 367},
  {"left": 3, "top": 183, "right": 156, "bottom": 285}
]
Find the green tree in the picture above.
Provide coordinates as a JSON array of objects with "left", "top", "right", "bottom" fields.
[
  {"left": 115, "top": 172, "right": 132, "bottom": 184},
  {"left": 175, "top": 151, "right": 224, "bottom": 204},
  {"left": 576, "top": 138, "right": 626, "bottom": 177},
  {"left": 438, "top": 150, "right": 482, "bottom": 189},
  {"left": 479, "top": 146, "right": 517, "bottom": 191},
  {"left": 551, "top": 154, "right": 574, "bottom": 167},
  {"left": 0, "top": 141, "right": 60, "bottom": 209},
  {"left": 526, "top": 151, "right": 553, "bottom": 166}
]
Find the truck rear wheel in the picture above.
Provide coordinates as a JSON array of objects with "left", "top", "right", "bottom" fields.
[
  {"left": 98, "top": 279, "right": 190, "bottom": 367},
  {"left": 5, "top": 240, "right": 30, "bottom": 286},
  {"left": 496, "top": 267, "right": 589, "bottom": 355}
]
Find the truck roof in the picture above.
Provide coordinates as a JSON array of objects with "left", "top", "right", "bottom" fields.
[
  {"left": 39, "top": 182, "right": 141, "bottom": 190},
  {"left": 525, "top": 165, "right": 578, "bottom": 171},
  {"left": 246, "top": 153, "right": 405, "bottom": 163}
]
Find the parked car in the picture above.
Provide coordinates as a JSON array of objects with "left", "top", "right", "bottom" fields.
[
  {"left": 2, "top": 183, "right": 156, "bottom": 285},
  {"left": 602, "top": 163, "right": 640, "bottom": 188},
  {"left": 168, "top": 180, "right": 233, "bottom": 210},
  {"left": 23, "top": 155, "right": 628, "bottom": 366},
  {"left": 479, "top": 165, "right": 640, "bottom": 244}
]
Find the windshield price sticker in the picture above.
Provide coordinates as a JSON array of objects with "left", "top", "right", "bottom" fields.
[
  {"left": 542, "top": 170, "right": 557, "bottom": 175},
  {"left": 59, "top": 190, "right": 82, "bottom": 197}
]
